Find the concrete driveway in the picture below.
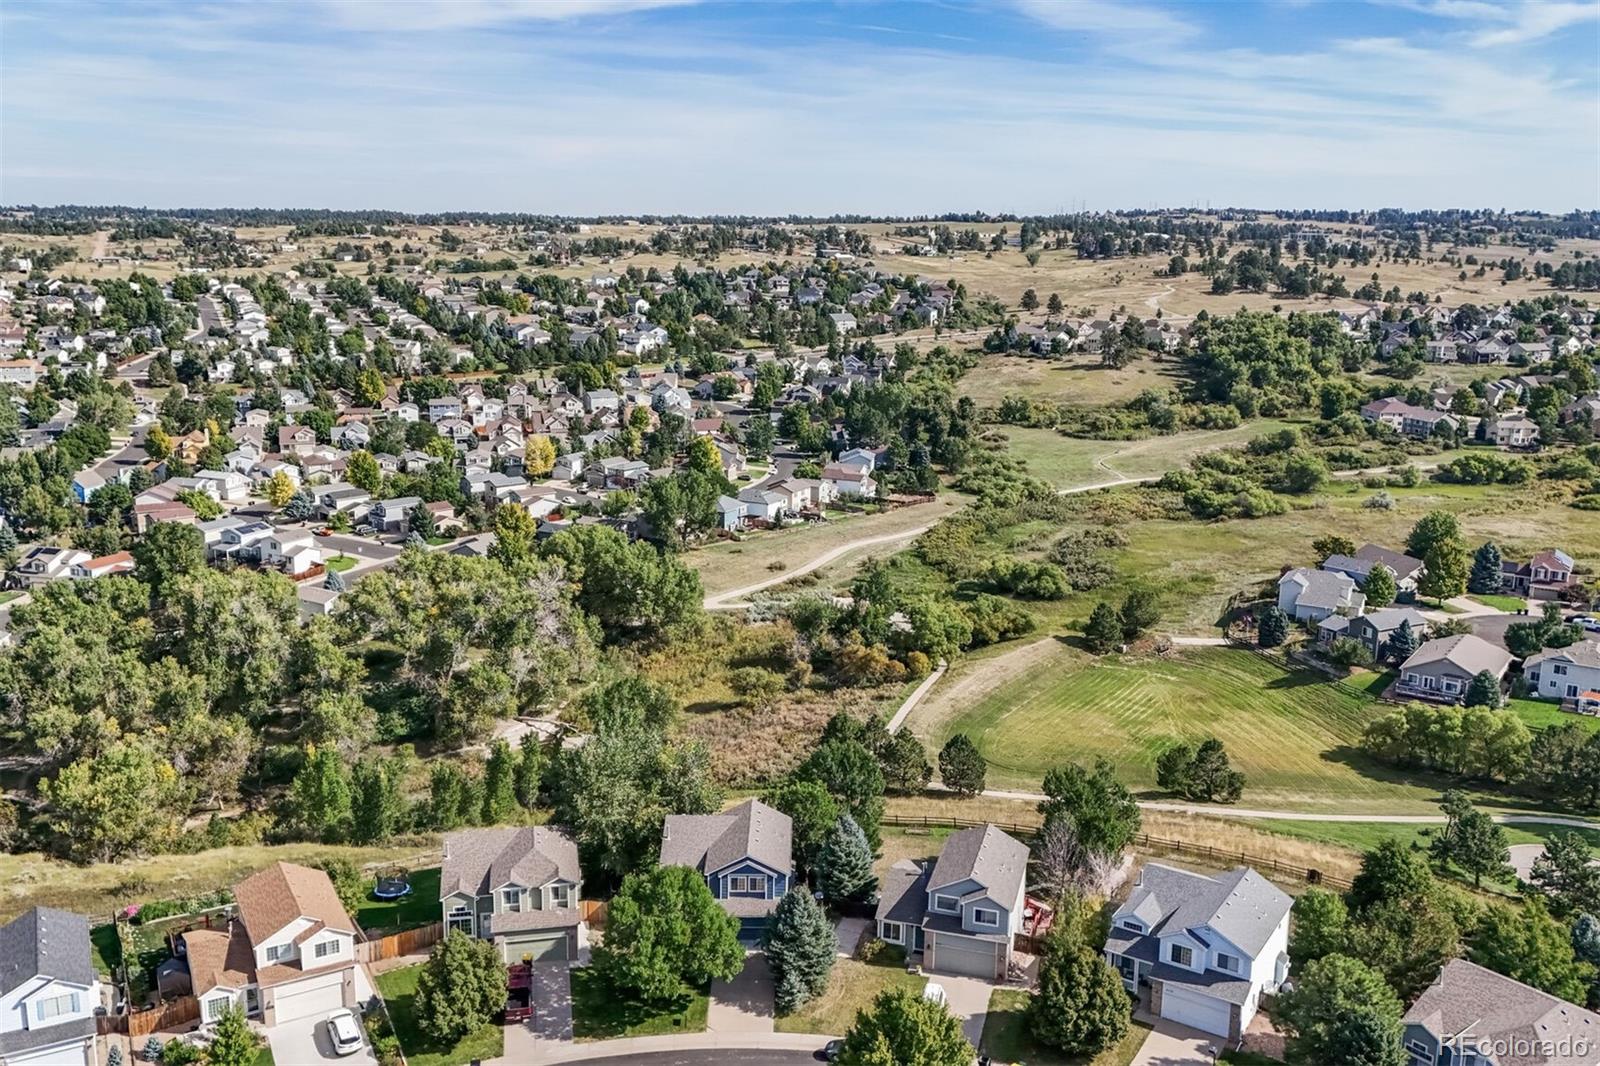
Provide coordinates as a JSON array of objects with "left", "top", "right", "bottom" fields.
[
  {"left": 1128, "top": 1018, "right": 1222, "bottom": 1066},
  {"left": 501, "top": 962, "right": 572, "bottom": 1061},
  {"left": 265, "top": 1013, "right": 380, "bottom": 1066},
  {"left": 925, "top": 973, "right": 993, "bottom": 1046},
  {"left": 708, "top": 953, "right": 775, "bottom": 1034}
]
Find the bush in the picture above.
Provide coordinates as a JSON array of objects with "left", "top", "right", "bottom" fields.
[{"left": 142, "top": 1037, "right": 164, "bottom": 1063}]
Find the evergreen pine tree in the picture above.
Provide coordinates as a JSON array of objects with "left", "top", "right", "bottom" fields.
[
  {"left": 1258, "top": 605, "right": 1289, "bottom": 647},
  {"left": 1469, "top": 541, "right": 1503, "bottom": 595},
  {"left": 1364, "top": 565, "right": 1397, "bottom": 609},
  {"left": 205, "top": 1005, "right": 261, "bottom": 1066},
  {"left": 481, "top": 740, "right": 518, "bottom": 824},
  {"left": 763, "top": 887, "right": 837, "bottom": 1013},
  {"left": 1383, "top": 620, "right": 1420, "bottom": 664},
  {"left": 514, "top": 732, "right": 544, "bottom": 810},
  {"left": 1465, "top": 670, "right": 1502, "bottom": 708},
  {"left": 819, "top": 814, "right": 875, "bottom": 902},
  {"left": 1084, "top": 602, "right": 1123, "bottom": 653},
  {"left": 938, "top": 734, "right": 987, "bottom": 797}
]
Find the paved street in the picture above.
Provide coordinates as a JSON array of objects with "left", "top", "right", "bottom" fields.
[{"left": 561, "top": 1054, "right": 820, "bottom": 1065}]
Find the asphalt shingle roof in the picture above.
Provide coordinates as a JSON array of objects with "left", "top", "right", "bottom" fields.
[
  {"left": 0, "top": 906, "right": 95, "bottom": 998},
  {"left": 1113, "top": 864, "right": 1291, "bottom": 959},
  {"left": 927, "top": 825, "right": 1029, "bottom": 911},
  {"left": 660, "top": 799, "right": 792, "bottom": 877},
  {"left": 1405, "top": 959, "right": 1600, "bottom": 1066}
]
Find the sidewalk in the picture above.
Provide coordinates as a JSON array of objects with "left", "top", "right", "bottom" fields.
[{"left": 533, "top": 1032, "right": 840, "bottom": 1062}]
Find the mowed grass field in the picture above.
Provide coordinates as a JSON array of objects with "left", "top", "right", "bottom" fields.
[
  {"left": 914, "top": 644, "right": 1462, "bottom": 813},
  {"left": 956, "top": 351, "right": 1194, "bottom": 409}
]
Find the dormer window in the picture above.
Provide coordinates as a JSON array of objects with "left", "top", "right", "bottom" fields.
[
  {"left": 933, "top": 895, "right": 959, "bottom": 914},
  {"left": 1119, "top": 919, "right": 1144, "bottom": 933},
  {"left": 502, "top": 889, "right": 522, "bottom": 913},
  {"left": 973, "top": 908, "right": 999, "bottom": 928},
  {"left": 315, "top": 940, "right": 339, "bottom": 959},
  {"left": 1170, "top": 945, "right": 1193, "bottom": 967},
  {"left": 1216, "top": 952, "right": 1239, "bottom": 973},
  {"left": 265, "top": 945, "right": 287, "bottom": 963}
]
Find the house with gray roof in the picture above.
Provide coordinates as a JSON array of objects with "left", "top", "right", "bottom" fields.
[
  {"left": 1277, "top": 567, "right": 1365, "bottom": 623},
  {"left": 439, "top": 826, "right": 585, "bottom": 963},
  {"left": 1402, "top": 958, "right": 1599, "bottom": 1066},
  {"left": 1103, "top": 863, "right": 1291, "bottom": 1040},
  {"left": 1322, "top": 543, "right": 1425, "bottom": 596},
  {"left": 1523, "top": 641, "right": 1600, "bottom": 707},
  {"left": 874, "top": 823, "right": 1030, "bottom": 981},
  {"left": 1396, "top": 633, "right": 1513, "bottom": 703},
  {"left": 1319, "top": 606, "right": 1431, "bottom": 661},
  {"left": 0, "top": 906, "right": 102, "bottom": 1066},
  {"left": 660, "top": 799, "right": 792, "bottom": 942}
]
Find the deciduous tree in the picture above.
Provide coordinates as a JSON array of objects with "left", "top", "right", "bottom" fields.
[
  {"left": 838, "top": 987, "right": 973, "bottom": 1066},
  {"left": 594, "top": 865, "right": 744, "bottom": 1003},
  {"left": 1277, "top": 954, "right": 1405, "bottom": 1066},
  {"left": 415, "top": 930, "right": 508, "bottom": 1043}
]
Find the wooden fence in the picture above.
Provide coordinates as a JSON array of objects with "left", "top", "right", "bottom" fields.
[
  {"left": 880, "top": 814, "right": 1352, "bottom": 891},
  {"left": 357, "top": 921, "right": 444, "bottom": 964},
  {"left": 579, "top": 899, "right": 607, "bottom": 929},
  {"left": 125, "top": 996, "right": 200, "bottom": 1038}
]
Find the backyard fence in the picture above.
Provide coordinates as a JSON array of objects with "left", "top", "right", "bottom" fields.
[
  {"left": 579, "top": 899, "right": 608, "bottom": 929},
  {"left": 125, "top": 996, "right": 199, "bottom": 1038},
  {"left": 356, "top": 921, "right": 444, "bottom": 963},
  {"left": 880, "top": 814, "right": 1352, "bottom": 891}
]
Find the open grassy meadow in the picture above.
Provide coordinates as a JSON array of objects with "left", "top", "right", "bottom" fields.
[
  {"left": 689, "top": 496, "right": 964, "bottom": 601},
  {"left": 999, "top": 420, "right": 1297, "bottom": 490},
  {"left": 913, "top": 644, "right": 1472, "bottom": 813},
  {"left": 955, "top": 351, "right": 1195, "bottom": 409}
]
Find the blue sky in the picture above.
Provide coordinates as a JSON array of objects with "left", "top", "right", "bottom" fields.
[{"left": 2, "top": 1, "right": 1596, "bottom": 213}]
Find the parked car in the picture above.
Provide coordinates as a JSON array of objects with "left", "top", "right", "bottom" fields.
[
  {"left": 325, "top": 1009, "right": 365, "bottom": 1057},
  {"left": 354, "top": 524, "right": 376, "bottom": 536},
  {"left": 922, "top": 982, "right": 948, "bottom": 1007},
  {"left": 1568, "top": 614, "right": 1600, "bottom": 633},
  {"left": 816, "top": 1039, "right": 844, "bottom": 1062}
]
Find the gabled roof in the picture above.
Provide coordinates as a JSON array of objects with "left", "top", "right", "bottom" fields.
[
  {"left": 1278, "top": 567, "right": 1361, "bottom": 610},
  {"left": 927, "top": 824, "right": 1029, "bottom": 909},
  {"left": 1525, "top": 640, "right": 1600, "bottom": 671},
  {"left": 233, "top": 862, "right": 355, "bottom": 944},
  {"left": 440, "top": 826, "right": 581, "bottom": 898},
  {"left": 1405, "top": 959, "right": 1600, "bottom": 1066},
  {"left": 1354, "top": 543, "right": 1424, "bottom": 577},
  {"left": 1401, "top": 633, "right": 1513, "bottom": 676},
  {"left": 660, "top": 799, "right": 792, "bottom": 876},
  {"left": 1114, "top": 863, "right": 1291, "bottom": 958},
  {"left": 0, "top": 906, "right": 95, "bottom": 997}
]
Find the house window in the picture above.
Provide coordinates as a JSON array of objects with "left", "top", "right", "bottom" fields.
[
  {"left": 1569, "top": 685, "right": 1580, "bottom": 699},
  {"left": 34, "top": 993, "right": 78, "bottom": 1021},
  {"left": 1119, "top": 919, "right": 1144, "bottom": 933},
  {"left": 550, "top": 885, "right": 573, "bottom": 909},
  {"left": 973, "top": 908, "right": 1000, "bottom": 928},
  {"left": 729, "top": 875, "right": 747, "bottom": 893},
  {"left": 1170, "top": 945, "right": 1193, "bottom": 967},
  {"left": 314, "top": 940, "right": 338, "bottom": 959},
  {"left": 933, "top": 895, "right": 959, "bottom": 914},
  {"left": 1216, "top": 953, "right": 1239, "bottom": 973},
  {"left": 502, "top": 889, "right": 522, "bottom": 913},
  {"left": 1554, "top": 664, "right": 1569, "bottom": 676},
  {"left": 206, "top": 996, "right": 232, "bottom": 1023},
  {"left": 881, "top": 921, "right": 903, "bottom": 944},
  {"left": 447, "top": 905, "right": 474, "bottom": 936},
  {"left": 264, "top": 945, "right": 286, "bottom": 963},
  {"left": 1442, "top": 679, "right": 1459, "bottom": 693},
  {"left": 1404, "top": 1038, "right": 1435, "bottom": 1063},
  {"left": 1404, "top": 672, "right": 1420, "bottom": 686}
]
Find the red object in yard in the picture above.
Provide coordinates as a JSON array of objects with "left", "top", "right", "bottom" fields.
[
  {"left": 503, "top": 963, "right": 534, "bottom": 1024},
  {"left": 1022, "top": 896, "right": 1055, "bottom": 939}
]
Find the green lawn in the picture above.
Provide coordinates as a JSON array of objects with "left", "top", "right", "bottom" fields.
[
  {"left": 325, "top": 554, "right": 357, "bottom": 572},
  {"left": 249, "top": 1044, "right": 276, "bottom": 1066},
  {"left": 570, "top": 967, "right": 709, "bottom": 1041},
  {"left": 980, "top": 989, "right": 1153, "bottom": 1065},
  {"left": 919, "top": 645, "right": 1472, "bottom": 813},
  {"left": 1254, "top": 818, "right": 1600, "bottom": 855},
  {"left": 1506, "top": 696, "right": 1600, "bottom": 734},
  {"left": 1469, "top": 593, "right": 1526, "bottom": 612},
  {"left": 89, "top": 922, "right": 120, "bottom": 977},
  {"left": 354, "top": 867, "right": 441, "bottom": 934},
  {"left": 1000, "top": 421, "right": 1294, "bottom": 491},
  {"left": 774, "top": 947, "right": 926, "bottom": 1036},
  {"left": 373, "top": 964, "right": 503, "bottom": 1066}
]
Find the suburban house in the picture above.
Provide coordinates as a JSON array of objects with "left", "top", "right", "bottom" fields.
[
  {"left": 660, "top": 799, "right": 793, "bottom": 942},
  {"left": 1319, "top": 606, "right": 1430, "bottom": 660},
  {"left": 1501, "top": 549, "right": 1577, "bottom": 601},
  {"left": 182, "top": 862, "right": 359, "bottom": 1027},
  {"left": 370, "top": 496, "right": 421, "bottom": 534},
  {"left": 1396, "top": 634, "right": 1513, "bottom": 703},
  {"left": 1523, "top": 642, "right": 1600, "bottom": 708},
  {"left": 438, "top": 826, "right": 585, "bottom": 963},
  {"left": 1276, "top": 567, "right": 1365, "bottom": 623},
  {"left": 10, "top": 547, "right": 90, "bottom": 588},
  {"left": 875, "top": 824, "right": 1030, "bottom": 981},
  {"left": 1321, "top": 544, "right": 1425, "bottom": 597},
  {"left": 1103, "top": 864, "right": 1292, "bottom": 1041},
  {"left": 0, "top": 907, "right": 101, "bottom": 1066},
  {"left": 1402, "top": 958, "right": 1600, "bottom": 1066}
]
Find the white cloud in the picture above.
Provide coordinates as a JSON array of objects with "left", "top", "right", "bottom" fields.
[
  {"left": 319, "top": 0, "right": 701, "bottom": 32},
  {"left": 1383, "top": 0, "right": 1600, "bottom": 45},
  {"left": 1010, "top": 0, "right": 1198, "bottom": 41}
]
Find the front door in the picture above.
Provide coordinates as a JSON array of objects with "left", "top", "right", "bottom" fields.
[{"left": 244, "top": 987, "right": 260, "bottom": 1016}]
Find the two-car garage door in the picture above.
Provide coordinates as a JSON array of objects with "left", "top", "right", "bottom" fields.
[
  {"left": 1160, "top": 983, "right": 1231, "bottom": 1037},
  {"left": 498, "top": 930, "right": 571, "bottom": 964},
  {"left": 270, "top": 968, "right": 348, "bottom": 1024},
  {"left": 928, "top": 932, "right": 1001, "bottom": 980}
]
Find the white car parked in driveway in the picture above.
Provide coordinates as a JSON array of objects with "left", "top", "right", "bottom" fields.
[{"left": 325, "top": 1009, "right": 365, "bottom": 1057}]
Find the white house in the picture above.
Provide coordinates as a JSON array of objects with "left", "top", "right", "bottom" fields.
[
  {"left": 0, "top": 907, "right": 102, "bottom": 1066},
  {"left": 1275, "top": 567, "right": 1365, "bottom": 623},
  {"left": 195, "top": 469, "right": 250, "bottom": 504},
  {"left": 183, "top": 862, "right": 358, "bottom": 1029},
  {"left": 1522, "top": 642, "right": 1600, "bottom": 706},
  {"left": 1104, "top": 864, "right": 1292, "bottom": 1040}
]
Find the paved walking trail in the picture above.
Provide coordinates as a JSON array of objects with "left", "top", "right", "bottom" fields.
[{"left": 703, "top": 524, "right": 936, "bottom": 609}]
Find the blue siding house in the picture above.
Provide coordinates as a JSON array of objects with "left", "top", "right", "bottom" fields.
[{"left": 660, "top": 799, "right": 793, "bottom": 942}]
